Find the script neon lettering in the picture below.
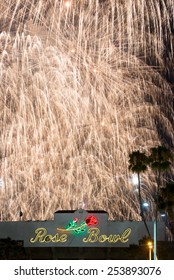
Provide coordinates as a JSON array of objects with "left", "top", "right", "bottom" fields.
[
  {"left": 30, "top": 228, "right": 67, "bottom": 243},
  {"left": 83, "top": 227, "right": 132, "bottom": 243},
  {"left": 30, "top": 227, "right": 132, "bottom": 244}
]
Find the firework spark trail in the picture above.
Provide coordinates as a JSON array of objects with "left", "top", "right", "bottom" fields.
[{"left": 0, "top": 0, "right": 173, "bottom": 221}]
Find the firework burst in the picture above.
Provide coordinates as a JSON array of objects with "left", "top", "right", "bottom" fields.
[{"left": 0, "top": 0, "right": 174, "bottom": 221}]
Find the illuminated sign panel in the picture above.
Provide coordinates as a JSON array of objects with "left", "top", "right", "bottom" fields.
[{"left": 0, "top": 210, "right": 166, "bottom": 247}]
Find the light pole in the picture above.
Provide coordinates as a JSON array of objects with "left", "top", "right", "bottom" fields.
[
  {"left": 141, "top": 183, "right": 157, "bottom": 260},
  {"left": 131, "top": 174, "right": 152, "bottom": 239},
  {"left": 154, "top": 218, "right": 157, "bottom": 260},
  {"left": 131, "top": 174, "right": 157, "bottom": 259},
  {"left": 141, "top": 196, "right": 157, "bottom": 260}
]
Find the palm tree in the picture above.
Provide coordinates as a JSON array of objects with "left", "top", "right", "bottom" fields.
[
  {"left": 128, "top": 150, "right": 151, "bottom": 238},
  {"left": 149, "top": 146, "right": 174, "bottom": 198}
]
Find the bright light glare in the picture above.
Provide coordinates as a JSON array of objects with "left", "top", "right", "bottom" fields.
[
  {"left": 148, "top": 241, "right": 153, "bottom": 248},
  {"left": 132, "top": 174, "right": 139, "bottom": 186},
  {"left": 160, "top": 213, "right": 166, "bottom": 217},
  {"left": 142, "top": 202, "right": 149, "bottom": 207}
]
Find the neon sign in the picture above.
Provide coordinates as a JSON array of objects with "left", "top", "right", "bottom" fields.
[
  {"left": 30, "top": 227, "right": 132, "bottom": 244},
  {"left": 30, "top": 215, "right": 132, "bottom": 244}
]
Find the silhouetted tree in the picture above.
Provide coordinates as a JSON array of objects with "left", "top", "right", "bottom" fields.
[
  {"left": 128, "top": 150, "right": 151, "bottom": 238},
  {"left": 149, "top": 146, "right": 174, "bottom": 197}
]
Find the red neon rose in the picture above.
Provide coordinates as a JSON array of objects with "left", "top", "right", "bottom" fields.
[{"left": 85, "top": 215, "right": 98, "bottom": 226}]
